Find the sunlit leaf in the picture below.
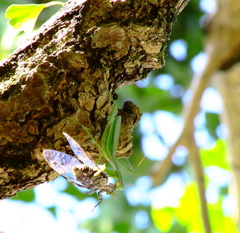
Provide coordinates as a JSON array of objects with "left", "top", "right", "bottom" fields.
[
  {"left": 208, "top": 200, "right": 238, "bottom": 233},
  {"left": 222, "top": 216, "right": 239, "bottom": 233},
  {"left": 151, "top": 206, "right": 174, "bottom": 232},
  {"left": 5, "top": 2, "right": 64, "bottom": 32},
  {"left": 175, "top": 182, "right": 204, "bottom": 232},
  {"left": 200, "top": 140, "right": 230, "bottom": 170}
]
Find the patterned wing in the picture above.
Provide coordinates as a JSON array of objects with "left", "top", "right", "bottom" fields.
[
  {"left": 43, "top": 149, "right": 84, "bottom": 187},
  {"left": 63, "top": 132, "right": 99, "bottom": 169}
]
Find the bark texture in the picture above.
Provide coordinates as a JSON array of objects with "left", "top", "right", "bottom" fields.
[
  {"left": 0, "top": 0, "right": 188, "bottom": 199},
  {"left": 210, "top": 0, "right": 240, "bottom": 229}
]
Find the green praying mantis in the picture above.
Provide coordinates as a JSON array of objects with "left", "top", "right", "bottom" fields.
[
  {"left": 43, "top": 89, "right": 135, "bottom": 207},
  {"left": 68, "top": 92, "right": 135, "bottom": 189}
]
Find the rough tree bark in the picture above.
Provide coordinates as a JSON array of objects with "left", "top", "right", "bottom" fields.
[{"left": 0, "top": 0, "right": 188, "bottom": 200}]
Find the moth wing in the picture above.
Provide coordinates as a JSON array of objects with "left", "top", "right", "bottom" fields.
[
  {"left": 63, "top": 132, "right": 99, "bottom": 169},
  {"left": 43, "top": 149, "right": 84, "bottom": 187}
]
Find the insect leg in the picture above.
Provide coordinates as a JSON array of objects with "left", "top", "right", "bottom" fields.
[{"left": 92, "top": 190, "right": 103, "bottom": 210}]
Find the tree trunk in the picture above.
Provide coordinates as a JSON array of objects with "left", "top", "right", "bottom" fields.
[
  {"left": 208, "top": 0, "right": 240, "bottom": 229},
  {"left": 0, "top": 0, "right": 188, "bottom": 199}
]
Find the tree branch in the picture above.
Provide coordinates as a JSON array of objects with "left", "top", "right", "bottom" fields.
[{"left": 0, "top": 0, "right": 188, "bottom": 199}]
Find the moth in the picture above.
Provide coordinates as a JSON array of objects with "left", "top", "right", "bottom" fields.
[{"left": 43, "top": 132, "right": 116, "bottom": 207}]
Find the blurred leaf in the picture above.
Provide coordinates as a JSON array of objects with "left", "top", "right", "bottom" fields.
[
  {"left": 208, "top": 201, "right": 238, "bottom": 233},
  {"left": 63, "top": 182, "right": 93, "bottom": 201},
  {"left": 219, "top": 186, "right": 228, "bottom": 196},
  {"left": 174, "top": 183, "right": 236, "bottom": 233},
  {"left": 83, "top": 193, "right": 133, "bottom": 233},
  {"left": 175, "top": 182, "right": 204, "bottom": 233},
  {"left": 168, "top": 222, "right": 188, "bottom": 233},
  {"left": 200, "top": 140, "right": 230, "bottom": 170},
  {"left": 222, "top": 217, "right": 239, "bottom": 233},
  {"left": 117, "top": 158, "right": 134, "bottom": 174},
  {"left": 205, "top": 112, "right": 220, "bottom": 139},
  {"left": 5, "top": 2, "right": 64, "bottom": 32},
  {"left": 6, "top": 4, "right": 45, "bottom": 31},
  {"left": 151, "top": 206, "right": 174, "bottom": 232},
  {"left": 119, "top": 83, "right": 182, "bottom": 114},
  {"left": 11, "top": 188, "right": 35, "bottom": 202},
  {"left": 209, "top": 200, "right": 225, "bottom": 232},
  {"left": 113, "top": 221, "right": 131, "bottom": 233},
  {"left": 170, "top": 0, "right": 204, "bottom": 60},
  {"left": 159, "top": 59, "right": 192, "bottom": 88},
  {"left": 47, "top": 206, "right": 57, "bottom": 218}
]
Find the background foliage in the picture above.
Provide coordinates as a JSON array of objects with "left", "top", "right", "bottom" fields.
[{"left": 0, "top": 0, "right": 236, "bottom": 233}]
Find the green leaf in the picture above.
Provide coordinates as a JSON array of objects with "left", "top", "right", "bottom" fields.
[
  {"left": 47, "top": 206, "right": 57, "bottom": 218},
  {"left": 174, "top": 182, "right": 237, "bottom": 233},
  {"left": 63, "top": 182, "right": 89, "bottom": 201},
  {"left": 151, "top": 207, "right": 174, "bottom": 232},
  {"left": 200, "top": 139, "right": 230, "bottom": 170},
  {"left": 205, "top": 112, "right": 220, "bottom": 139},
  {"left": 175, "top": 182, "right": 204, "bottom": 232},
  {"left": 208, "top": 200, "right": 238, "bottom": 233},
  {"left": 5, "top": 2, "right": 64, "bottom": 32},
  {"left": 11, "top": 189, "right": 35, "bottom": 202}
]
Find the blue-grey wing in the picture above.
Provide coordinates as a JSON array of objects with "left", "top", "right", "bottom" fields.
[
  {"left": 63, "top": 132, "right": 99, "bottom": 168},
  {"left": 43, "top": 149, "right": 84, "bottom": 187}
]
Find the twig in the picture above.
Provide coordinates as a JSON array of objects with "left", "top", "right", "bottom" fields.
[
  {"left": 188, "top": 138, "right": 211, "bottom": 233},
  {"left": 150, "top": 62, "right": 215, "bottom": 233}
]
